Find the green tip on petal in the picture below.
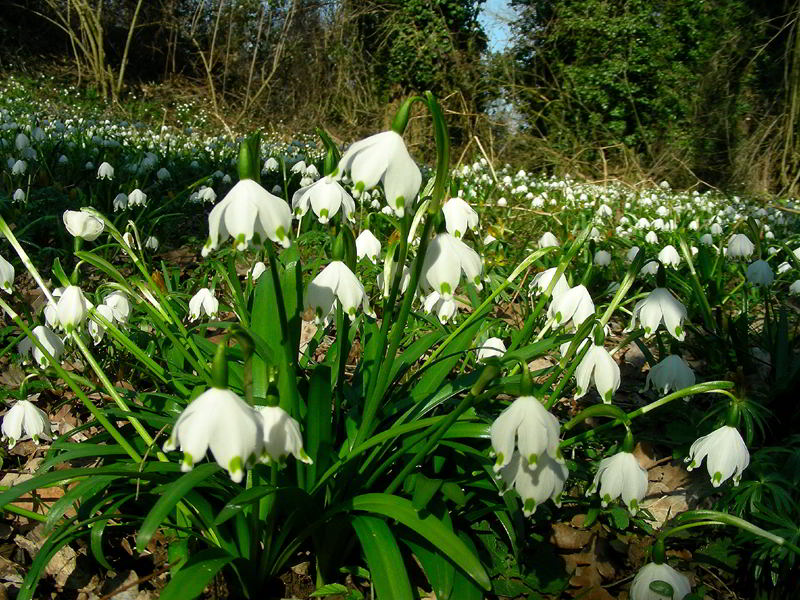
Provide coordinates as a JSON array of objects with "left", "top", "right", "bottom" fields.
[
  {"left": 494, "top": 452, "right": 504, "bottom": 467},
  {"left": 355, "top": 181, "right": 365, "bottom": 192},
  {"left": 644, "top": 326, "right": 652, "bottom": 335},
  {"left": 440, "top": 282, "right": 452, "bottom": 295},
  {"left": 395, "top": 196, "right": 405, "bottom": 210},
  {"left": 523, "top": 498, "right": 536, "bottom": 514},
  {"left": 182, "top": 452, "right": 194, "bottom": 470},
  {"left": 229, "top": 456, "right": 244, "bottom": 480},
  {"left": 528, "top": 453, "right": 538, "bottom": 465},
  {"left": 298, "top": 449, "right": 313, "bottom": 464},
  {"left": 555, "top": 312, "right": 562, "bottom": 323},
  {"left": 675, "top": 325, "right": 683, "bottom": 336},
  {"left": 712, "top": 471, "right": 722, "bottom": 486},
  {"left": 603, "top": 390, "right": 613, "bottom": 403},
  {"left": 275, "top": 226, "right": 286, "bottom": 241}
]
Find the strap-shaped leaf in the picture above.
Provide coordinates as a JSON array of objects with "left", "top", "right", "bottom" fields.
[
  {"left": 159, "top": 547, "right": 235, "bottom": 600},
  {"left": 306, "top": 365, "right": 332, "bottom": 489},
  {"left": 351, "top": 514, "right": 414, "bottom": 600},
  {"left": 400, "top": 534, "right": 455, "bottom": 599}
]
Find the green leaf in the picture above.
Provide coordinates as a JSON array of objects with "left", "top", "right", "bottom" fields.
[
  {"left": 159, "top": 548, "right": 235, "bottom": 600},
  {"left": 311, "top": 583, "right": 350, "bottom": 597},
  {"left": 306, "top": 365, "right": 333, "bottom": 489},
  {"left": 609, "top": 506, "right": 630, "bottom": 530},
  {"left": 351, "top": 515, "right": 414, "bottom": 600},
  {"left": 411, "top": 474, "right": 443, "bottom": 511},
  {"left": 213, "top": 485, "right": 277, "bottom": 526},
  {"left": 45, "top": 476, "right": 116, "bottom": 533},
  {"left": 400, "top": 533, "right": 455, "bottom": 599},
  {"left": 137, "top": 463, "right": 221, "bottom": 553}
]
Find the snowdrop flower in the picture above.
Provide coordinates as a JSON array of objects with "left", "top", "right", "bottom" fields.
[
  {"left": 421, "top": 233, "right": 482, "bottom": 299},
  {"left": 29, "top": 325, "right": 65, "bottom": 368},
  {"left": 699, "top": 233, "right": 713, "bottom": 246},
  {"left": 496, "top": 197, "right": 508, "bottom": 207},
  {"left": 688, "top": 220, "right": 699, "bottom": 231},
  {"left": 483, "top": 233, "right": 497, "bottom": 245},
  {"left": 640, "top": 261, "right": 659, "bottom": 276},
  {"left": 589, "top": 226, "right": 602, "bottom": 242},
  {"left": 57, "top": 286, "right": 90, "bottom": 332},
  {"left": 156, "top": 167, "right": 171, "bottom": 181},
  {"left": 85, "top": 161, "right": 94, "bottom": 170},
  {"left": 272, "top": 184, "right": 283, "bottom": 195},
  {"left": 497, "top": 451, "right": 568, "bottom": 517},
  {"left": 378, "top": 263, "right": 410, "bottom": 298},
  {"left": 188, "top": 288, "right": 219, "bottom": 321},
  {"left": 442, "top": 197, "right": 479, "bottom": 238},
  {"left": 88, "top": 304, "right": 114, "bottom": 344},
  {"left": 163, "top": 387, "right": 264, "bottom": 483},
  {"left": 337, "top": 130, "right": 421, "bottom": 217},
  {"left": 122, "top": 231, "right": 137, "bottom": 249},
  {"left": 629, "top": 288, "right": 687, "bottom": 340},
  {"left": 710, "top": 222, "right": 723, "bottom": 236},
  {"left": 0, "top": 254, "right": 14, "bottom": 293},
  {"left": 548, "top": 285, "right": 595, "bottom": 328},
  {"left": 256, "top": 405, "right": 312, "bottom": 466},
  {"left": 63, "top": 210, "right": 104, "bottom": 241},
  {"left": 626, "top": 246, "right": 640, "bottom": 263},
  {"left": 305, "top": 261, "right": 373, "bottom": 325},
  {"left": 644, "top": 230, "right": 659, "bottom": 244},
  {"left": 355, "top": 229, "right": 381, "bottom": 263},
  {"left": 423, "top": 290, "right": 458, "bottom": 323},
  {"left": 97, "top": 161, "right": 114, "bottom": 180},
  {"left": 538, "top": 231, "right": 560, "bottom": 248},
  {"left": 13, "top": 188, "right": 25, "bottom": 202},
  {"left": 658, "top": 245, "right": 681, "bottom": 268},
  {"left": 15, "top": 132, "right": 30, "bottom": 150},
  {"left": 144, "top": 236, "right": 159, "bottom": 251},
  {"left": 203, "top": 179, "right": 292, "bottom": 256},
  {"left": 630, "top": 562, "right": 690, "bottom": 600},
  {"left": 634, "top": 218, "right": 650, "bottom": 230},
  {"left": 477, "top": 337, "right": 506, "bottom": 361},
  {"left": 2, "top": 400, "right": 51, "bottom": 448},
  {"left": 299, "top": 176, "right": 313, "bottom": 187},
  {"left": 644, "top": 355, "right": 695, "bottom": 394},
  {"left": 113, "top": 193, "right": 128, "bottom": 211},
  {"left": 790, "top": 280, "right": 800, "bottom": 295},
  {"left": 491, "top": 396, "right": 561, "bottom": 470},
  {"left": 128, "top": 188, "right": 147, "bottom": 207},
  {"left": 575, "top": 343, "right": 620, "bottom": 402},
  {"left": 594, "top": 250, "right": 611, "bottom": 266},
  {"left": 686, "top": 425, "right": 749, "bottom": 487},
  {"left": 777, "top": 261, "right": 791, "bottom": 274},
  {"left": 58, "top": 154, "right": 68, "bottom": 165},
  {"left": 11, "top": 159, "right": 26, "bottom": 176},
  {"left": 264, "top": 157, "right": 279, "bottom": 172},
  {"left": 292, "top": 176, "right": 355, "bottom": 224},
  {"left": 746, "top": 259, "right": 773, "bottom": 287},
  {"left": 222, "top": 174, "right": 232, "bottom": 184},
  {"left": 198, "top": 186, "right": 216, "bottom": 203},
  {"left": 587, "top": 451, "right": 648, "bottom": 515},
  {"left": 249, "top": 261, "right": 267, "bottom": 281},
  {"left": 727, "top": 233, "right": 755, "bottom": 259},
  {"left": 304, "top": 164, "right": 320, "bottom": 180},
  {"left": 291, "top": 160, "right": 307, "bottom": 174}
]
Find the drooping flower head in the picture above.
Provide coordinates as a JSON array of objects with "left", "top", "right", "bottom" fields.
[
  {"left": 490, "top": 396, "right": 561, "bottom": 471},
  {"left": 2, "top": 399, "right": 51, "bottom": 448},
  {"left": 305, "top": 261, "right": 373, "bottom": 326},
  {"left": 255, "top": 405, "right": 312, "bottom": 466},
  {"left": 292, "top": 176, "right": 355, "bottom": 225},
  {"left": 587, "top": 451, "right": 648, "bottom": 515},
  {"left": 685, "top": 425, "right": 749, "bottom": 487},
  {"left": 420, "top": 233, "right": 483, "bottom": 300},
  {"left": 630, "top": 562, "right": 691, "bottom": 600},
  {"left": 629, "top": 287, "right": 687, "bottom": 340}
]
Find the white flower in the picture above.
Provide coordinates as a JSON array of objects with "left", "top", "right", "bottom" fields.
[
  {"left": 113, "top": 193, "right": 128, "bottom": 211},
  {"left": 29, "top": 325, "right": 65, "bottom": 368},
  {"left": 710, "top": 222, "right": 723, "bottom": 236},
  {"left": 644, "top": 230, "right": 659, "bottom": 244},
  {"left": 97, "top": 161, "right": 114, "bottom": 180},
  {"left": 685, "top": 425, "right": 749, "bottom": 487},
  {"left": 104, "top": 291, "right": 131, "bottom": 323},
  {"left": 291, "top": 160, "right": 307, "bottom": 174},
  {"left": 538, "top": 232, "right": 560, "bottom": 248},
  {"left": 423, "top": 290, "right": 458, "bottom": 323},
  {"left": 57, "top": 286, "right": 90, "bottom": 332},
  {"left": 88, "top": 304, "right": 114, "bottom": 344},
  {"left": 746, "top": 259, "right": 773, "bottom": 287},
  {"left": 640, "top": 261, "right": 659, "bottom": 276},
  {"left": 699, "top": 233, "right": 714, "bottom": 246},
  {"left": 122, "top": 231, "right": 136, "bottom": 249},
  {"left": 626, "top": 246, "right": 640, "bottom": 263},
  {"left": 304, "top": 164, "right": 320, "bottom": 180},
  {"left": 13, "top": 188, "right": 25, "bottom": 202},
  {"left": 203, "top": 179, "right": 292, "bottom": 256},
  {"left": 588, "top": 451, "right": 648, "bottom": 515},
  {"left": 548, "top": 285, "right": 595, "bottom": 328},
  {"left": 128, "top": 188, "right": 148, "bottom": 207},
  {"left": 264, "top": 157, "right": 279, "bottom": 172},
  {"left": 575, "top": 344, "right": 620, "bottom": 403},
  {"left": 727, "top": 233, "right": 755, "bottom": 259},
  {"left": 497, "top": 451, "right": 568, "bottom": 516},
  {"left": 198, "top": 186, "right": 217, "bottom": 203},
  {"left": 421, "top": 233, "right": 482, "bottom": 299},
  {"left": 2, "top": 400, "right": 51, "bottom": 448},
  {"left": 790, "top": 279, "right": 800, "bottom": 295},
  {"left": 477, "top": 337, "right": 506, "bottom": 361},
  {"left": 658, "top": 244, "right": 681, "bottom": 268},
  {"left": 255, "top": 405, "right": 312, "bottom": 466},
  {"left": 0, "top": 253, "right": 14, "bottom": 293},
  {"left": 144, "top": 236, "right": 159, "bottom": 251},
  {"left": 442, "top": 197, "right": 479, "bottom": 238},
  {"left": 644, "top": 355, "right": 695, "bottom": 394},
  {"left": 249, "top": 261, "right": 267, "bottom": 281},
  {"left": 305, "top": 261, "right": 373, "bottom": 325},
  {"left": 63, "top": 210, "right": 104, "bottom": 241},
  {"left": 188, "top": 288, "right": 219, "bottom": 321},
  {"left": 156, "top": 167, "right": 171, "bottom": 181},
  {"left": 15, "top": 133, "right": 30, "bottom": 150},
  {"left": 163, "top": 387, "right": 264, "bottom": 483},
  {"left": 594, "top": 250, "right": 612, "bottom": 266},
  {"left": 378, "top": 263, "right": 410, "bottom": 298},
  {"left": 337, "top": 131, "right": 421, "bottom": 217},
  {"left": 630, "top": 562, "right": 691, "bottom": 600},
  {"left": 355, "top": 229, "right": 381, "bottom": 263},
  {"left": 530, "top": 267, "right": 569, "bottom": 298},
  {"left": 292, "top": 176, "right": 355, "bottom": 224},
  {"left": 11, "top": 159, "right": 26, "bottom": 175},
  {"left": 490, "top": 396, "right": 561, "bottom": 470},
  {"left": 630, "top": 288, "right": 687, "bottom": 340}
]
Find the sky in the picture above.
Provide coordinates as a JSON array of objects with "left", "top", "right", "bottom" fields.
[{"left": 478, "top": 0, "right": 517, "bottom": 52}]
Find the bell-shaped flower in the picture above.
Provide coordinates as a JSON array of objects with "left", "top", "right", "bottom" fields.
[
  {"left": 305, "top": 261, "right": 373, "bottom": 325},
  {"left": 629, "top": 288, "right": 687, "bottom": 340},
  {"left": 644, "top": 355, "right": 695, "bottom": 394},
  {"left": 644, "top": 230, "right": 659, "bottom": 244},
  {"left": 337, "top": 131, "right": 421, "bottom": 217},
  {"left": 15, "top": 133, "right": 30, "bottom": 151},
  {"left": 531, "top": 267, "right": 569, "bottom": 298},
  {"left": 442, "top": 197, "right": 479, "bottom": 238},
  {"left": 249, "top": 261, "right": 267, "bottom": 281},
  {"left": 198, "top": 186, "right": 217, "bottom": 204},
  {"left": 2, "top": 399, "right": 51, "bottom": 448},
  {"left": 658, "top": 244, "right": 681, "bottom": 268},
  {"left": 746, "top": 259, "right": 773, "bottom": 287},
  {"left": 122, "top": 232, "right": 137, "bottom": 249},
  {"left": 548, "top": 284, "right": 595, "bottom": 328},
  {"left": 727, "top": 233, "right": 754, "bottom": 259},
  {"left": 422, "top": 290, "right": 458, "bottom": 323},
  {"left": 491, "top": 395, "right": 561, "bottom": 470},
  {"left": 28, "top": 325, "right": 65, "bottom": 368},
  {"left": 0, "top": 253, "right": 14, "bottom": 293},
  {"left": 163, "top": 387, "right": 264, "bottom": 483},
  {"left": 290, "top": 160, "right": 307, "bottom": 174},
  {"left": 594, "top": 250, "right": 611, "bottom": 266},
  {"left": 145, "top": 236, "right": 159, "bottom": 251},
  {"left": 113, "top": 193, "right": 128, "bottom": 211},
  {"left": 255, "top": 405, "right": 312, "bottom": 466},
  {"left": 538, "top": 232, "right": 560, "bottom": 248},
  {"left": 128, "top": 188, "right": 148, "bottom": 207},
  {"left": 685, "top": 425, "right": 749, "bottom": 487},
  {"left": 497, "top": 451, "right": 568, "bottom": 516},
  {"left": 355, "top": 229, "right": 381, "bottom": 263},
  {"left": 13, "top": 189, "right": 25, "bottom": 202},
  {"left": 63, "top": 210, "right": 104, "bottom": 241},
  {"left": 104, "top": 291, "right": 131, "bottom": 323},
  {"left": 477, "top": 337, "right": 506, "bottom": 361},
  {"left": 96, "top": 161, "right": 114, "bottom": 180},
  {"left": 626, "top": 246, "right": 640, "bottom": 263},
  {"left": 700, "top": 233, "right": 714, "bottom": 246},
  {"left": 88, "top": 304, "right": 114, "bottom": 345},
  {"left": 378, "top": 263, "right": 410, "bottom": 298},
  {"left": 11, "top": 159, "right": 26, "bottom": 176},
  {"left": 292, "top": 176, "right": 355, "bottom": 224},
  {"left": 203, "top": 179, "right": 291, "bottom": 256},
  {"left": 790, "top": 279, "right": 800, "bottom": 295},
  {"left": 263, "top": 157, "right": 279, "bottom": 172},
  {"left": 421, "top": 233, "right": 482, "bottom": 299},
  {"left": 188, "top": 288, "right": 219, "bottom": 321},
  {"left": 57, "top": 285, "right": 90, "bottom": 332},
  {"left": 156, "top": 167, "right": 171, "bottom": 181},
  {"left": 587, "top": 451, "right": 648, "bottom": 515},
  {"left": 304, "top": 164, "right": 320, "bottom": 180},
  {"left": 575, "top": 343, "right": 620, "bottom": 403},
  {"left": 630, "top": 562, "right": 691, "bottom": 600}
]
